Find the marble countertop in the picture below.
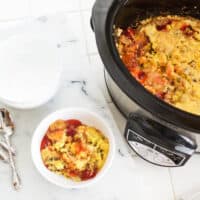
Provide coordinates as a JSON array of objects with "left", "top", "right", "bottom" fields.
[{"left": 0, "top": 2, "right": 199, "bottom": 200}]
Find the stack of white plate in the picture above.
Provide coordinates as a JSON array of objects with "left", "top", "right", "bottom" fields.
[{"left": 0, "top": 22, "right": 62, "bottom": 109}]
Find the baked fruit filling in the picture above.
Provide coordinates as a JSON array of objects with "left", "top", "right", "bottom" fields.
[
  {"left": 115, "top": 15, "right": 200, "bottom": 115},
  {"left": 40, "top": 119, "right": 109, "bottom": 181}
]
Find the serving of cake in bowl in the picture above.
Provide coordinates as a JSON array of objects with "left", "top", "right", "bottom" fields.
[
  {"left": 40, "top": 119, "right": 109, "bottom": 182},
  {"left": 31, "top": 108, "right": 115, "bottom": 188}
]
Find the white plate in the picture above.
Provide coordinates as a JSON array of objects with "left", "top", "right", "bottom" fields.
[
  {"left": 0, "top": 21, "right": 62, "bottom": 109},
  {"left": 31, "top": 107, "right": 115, "bottom": 189}
]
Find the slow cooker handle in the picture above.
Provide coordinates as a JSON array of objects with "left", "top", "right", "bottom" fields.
[{"left": 124, "top": 113, "right": 197, "bottom": 167}]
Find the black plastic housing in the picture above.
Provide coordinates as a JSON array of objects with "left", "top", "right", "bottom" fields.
[{"left": 91, "top": 0, "right": 200, "bottom": 134}]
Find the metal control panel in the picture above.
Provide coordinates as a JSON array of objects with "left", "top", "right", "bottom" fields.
[{"left": 126, "top": 129, "right": 186, "bottom": 167}]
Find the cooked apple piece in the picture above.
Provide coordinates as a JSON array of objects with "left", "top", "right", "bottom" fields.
[{"left": 49, "top": 120, "right": 66, "bottom": 132}]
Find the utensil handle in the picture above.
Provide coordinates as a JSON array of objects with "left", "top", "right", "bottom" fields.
[
  {"left": 4, "top": 135, "right": 21, "bottom": 190},
  {"left": 0, "top": 140, "right": 16, "bottom": 155},
  {"left": 0, "top": 148, "right": 9, "bottom": 163}
]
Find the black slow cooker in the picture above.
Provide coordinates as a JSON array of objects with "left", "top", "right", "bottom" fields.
[{"left": 91, "top": 0, "right": 200, "bottom": 167}]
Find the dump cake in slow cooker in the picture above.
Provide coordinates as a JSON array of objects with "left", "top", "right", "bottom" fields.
[{"left": 115, "top": 15, "right": 200, "bottom": 115}]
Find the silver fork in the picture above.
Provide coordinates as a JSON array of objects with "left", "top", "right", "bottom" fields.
[{"left": 0, "top": 109, "right": 21, "bottom": 190}]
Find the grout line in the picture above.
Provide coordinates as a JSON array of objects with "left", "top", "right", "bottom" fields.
[
  {"left": 88, "top": 52, "right": 99, "bottom": 56},
  {"left": 0, "top": 10, "right": 87, "bottom": 24},
  {"left": 80, "top": 8, "right": 94, "bottom": 12},
  {"left": 168, "top": 168, "right": 177, "bottom": 200},
  {"left": 0, "top": 16, "right": 31, "bottom": 23},
  {"left": 88, "top": 53, "right": 100, "bottom": 66},
  {"left": 79, "top": 0, "right": 95, "bottom": 12},
  {"left": 63, "top": 9, "right": 91, "bottom": 14},
  {"left": 78, "top": 0, "right": 91, "bottom": 58},
  {"left": 29, "top": 9, "right": 83, "bottom": 19},
  {"left": 79, "top": 8, "right": 93, "bottom": 13},
  {"left": 79, "top": 10, "right": 91, "bottom": 59},
  {"left": 88, "top": 53, "right": 93, "bottom": 64},
  {"left": 0, "top": 5, "right": 92, "bottom": 24},
  {"left": 79, "top": 5, "right": 99, "bottom": 58},
  {"left": 27, "top": 0, "right": 32, "bottom": 18}
]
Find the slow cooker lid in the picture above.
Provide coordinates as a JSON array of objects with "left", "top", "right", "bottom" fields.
[{"left": 92, "top": 0, "right": 200, "bottom": 133}]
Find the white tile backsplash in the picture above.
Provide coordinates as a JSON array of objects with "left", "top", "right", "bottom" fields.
[
  {"left": 80, "top": 0, "right": 95, "bottom": 11},
  {"left": 170, "top": 155, "right": 200, "bottom": 199},
  {"left": 81, "top": 11, "right": 98, "bottom": 54},
  {"left": 110, "top": 156, "right": 174, "bottom": 200},
  {"left": 60, "top": 12, "right": 90, "bottom": 70},
  {"left": 0, "top": 0, "right": 30, "bottom": 20},
  {"left": 30, "top": 0, "right": 80, "bottom": 17}
]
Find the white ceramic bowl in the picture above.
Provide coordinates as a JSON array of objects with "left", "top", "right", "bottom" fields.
[{"left": 31, "top": 108, "right": 115, "bottom": 189}]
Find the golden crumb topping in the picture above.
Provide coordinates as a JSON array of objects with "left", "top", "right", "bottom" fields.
[
  {"left": 115, "top": 15, "right": 200, "bottom": 115},
  {"left": 40, "top": 119, "right": 109, "bottom": 181}
]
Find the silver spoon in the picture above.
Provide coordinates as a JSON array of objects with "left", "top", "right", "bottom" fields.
[
  {"left": 0, "top": 148, "right": 9, "bottom": 163},
  {"left": 0, "top": 109, "right": 21, "bottom": 190},
  {"left": 0, "top": 140, "right": 16, "bottom": 156}
]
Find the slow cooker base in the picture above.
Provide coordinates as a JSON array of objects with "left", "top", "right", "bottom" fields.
[{"left": 104, "top": 70, "right": 128, "bottom": 119}]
